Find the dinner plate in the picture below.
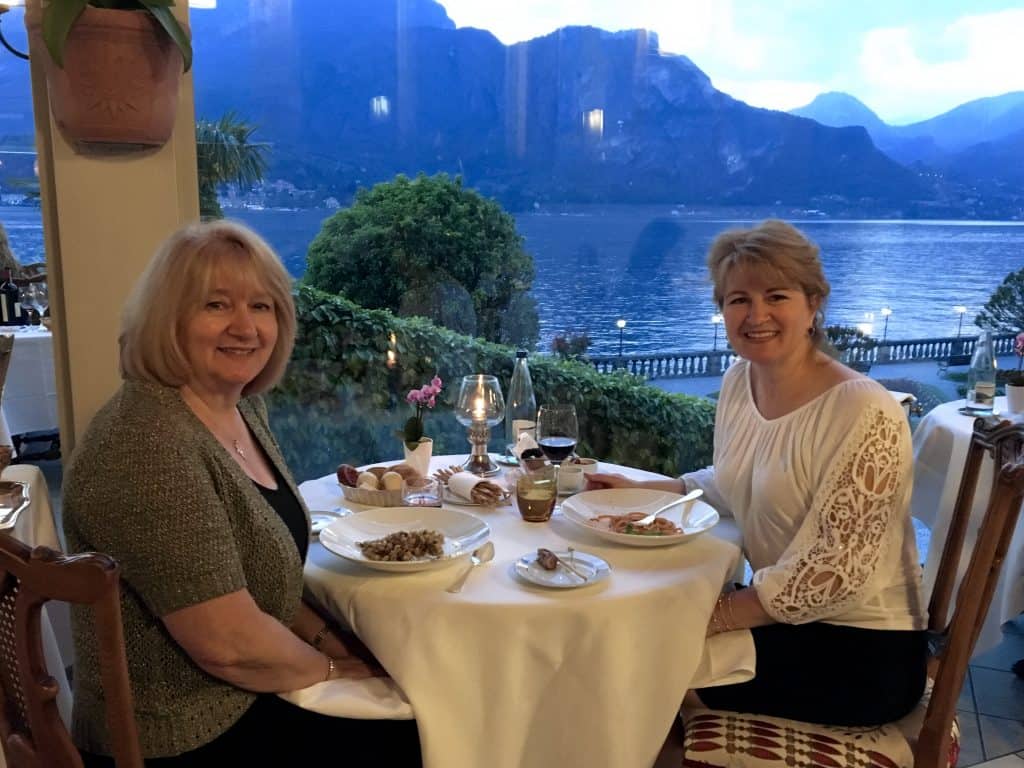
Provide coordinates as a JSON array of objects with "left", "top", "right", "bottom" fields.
[
  {"left": 561, "top": 488, "right": 719, "bottom": 547},
  {"left": 320, "top": 507, "right": 491, "bottom": 572},
  {"left": 514, "top": 549, "right": 610, "bottom": 588}
]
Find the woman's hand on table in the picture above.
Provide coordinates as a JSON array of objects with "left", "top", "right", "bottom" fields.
[{"left": 328, "top": 653, "right": 388, "bottom": 681}]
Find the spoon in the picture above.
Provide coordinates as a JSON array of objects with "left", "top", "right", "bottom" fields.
[
  {"left": 446, "top": 541, "right": 496, "bottom": 593},
  {"left": 634, "top": 488, "right": 704, "bottom": 528}
]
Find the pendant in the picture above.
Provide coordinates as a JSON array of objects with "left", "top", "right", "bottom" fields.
[{"left": 232, "top": 439, "right": 246, "bottom": 460}]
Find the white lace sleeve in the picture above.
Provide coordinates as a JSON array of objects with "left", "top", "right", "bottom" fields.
[{"left": 752, "top": 404, "right": 911, "bottom": 624}]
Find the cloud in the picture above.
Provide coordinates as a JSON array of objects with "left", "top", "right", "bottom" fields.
[
  {"left": 712, "top": 78, "right": 825, "bottom": 112},
  {"left": 856, "top": 9, "right": 1024, "bottom": 123}
]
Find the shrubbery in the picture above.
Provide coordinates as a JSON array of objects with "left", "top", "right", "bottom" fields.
[{"left": 266, "top": 286, "right": 716, "bottom": 482}]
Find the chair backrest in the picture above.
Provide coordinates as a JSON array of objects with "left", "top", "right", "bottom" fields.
[
  {"left": 916, "top": 415, "right": 1024, "bottom": 768},
  {"left": 0, "top": 535, "right": 142, "bottom": 768}
]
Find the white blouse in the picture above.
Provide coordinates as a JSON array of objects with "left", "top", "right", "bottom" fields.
[{"left": 684, "top": 361, "right": 927, "bottom": 630}]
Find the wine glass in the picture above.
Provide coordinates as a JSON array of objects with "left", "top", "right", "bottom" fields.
[
  {"left": 536, "top": 404, "right": 579, "bottom": 466},
  {"left": 19, "top": 284, "right": 45, "bottom": 330},
  {"left": 454, "top": 374, "right": 505, "bottom": 476}
]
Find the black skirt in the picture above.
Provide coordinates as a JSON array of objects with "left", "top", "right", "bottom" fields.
[
  {"left": 696, "top": 622, "right": 928, "bottom": 727},
  {"left": 80, "top": 693, "right": 422, "bottom": 767}
]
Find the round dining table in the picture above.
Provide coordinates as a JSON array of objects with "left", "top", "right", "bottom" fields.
[
  {"left": 912, "top": 397, "right": 1024, "bottom": 654},
  {"left": 299, "top": 455, "right": 745, "bottom": 768}
]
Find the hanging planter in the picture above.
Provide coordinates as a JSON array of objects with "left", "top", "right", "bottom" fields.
[{"left": 26, "top": 2, "right": 192, "bottom": 150}]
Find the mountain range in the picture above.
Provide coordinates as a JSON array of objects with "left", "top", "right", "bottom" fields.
[{"left": 0, "top": 0, "right": 1021, "bottom": 216}]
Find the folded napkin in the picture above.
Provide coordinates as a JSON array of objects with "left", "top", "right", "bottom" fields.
[
  {"left": 279, "top": 676, "right": 414, "bottom": 720},
  {"left": 513, "top": 432, "right": 540, "bottom": 459},
  {"left": 448, "top": 471, "right": 486, "bottom": 501},
  {"left": 689, "top": 630, "right": 756, "bottom": 689}
]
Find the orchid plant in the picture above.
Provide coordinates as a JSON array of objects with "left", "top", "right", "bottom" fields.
[{"left": 401, "top": 376, "right": 443, "bottom": 449}]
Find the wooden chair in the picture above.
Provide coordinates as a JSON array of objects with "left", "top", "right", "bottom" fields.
[
  {"left": 0, "top": 535, "right": 142, "bottom": 768},
  {"left": 678, "top": 414, "right": 1024, "bottom": 768}
]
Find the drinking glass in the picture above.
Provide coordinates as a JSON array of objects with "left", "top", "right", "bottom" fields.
[
  {"left": 514, "top": 466, "right": 557, "bottom": 522},
  {"left": 19, "top": 284, "right": 44, "bottom": 329},
  {"left": 402, "top": 476, "right": 442, "bottom": 507}
]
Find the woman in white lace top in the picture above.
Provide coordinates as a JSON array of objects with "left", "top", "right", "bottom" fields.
[{"left": 589, "top": 220, "right": 927, "bottom": 726}]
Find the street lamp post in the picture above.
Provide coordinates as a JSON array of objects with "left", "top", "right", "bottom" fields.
[
  {"left": 880, "top": 306, "right": 892, "bottom": 343},
  {"left": 711, "top": 313, "right": 723, "bottom": 351},
  {"left": 616, "top": 318, "right": 626, "bottom": 359},
  {"left": 953, "top": 305, "right": 967, "bottom": 338}
]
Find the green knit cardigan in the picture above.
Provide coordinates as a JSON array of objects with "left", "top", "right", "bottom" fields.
[{"left": 62, "top": 380, "right": 309, "bottom": 757}]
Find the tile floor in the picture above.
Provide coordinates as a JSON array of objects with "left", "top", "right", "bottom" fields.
[{"left": 30, "top": 457, "right": 1024, "bottom": 767}]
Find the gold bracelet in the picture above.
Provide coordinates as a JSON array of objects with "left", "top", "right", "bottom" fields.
[
  {"left": 723, "top": 591, "right": 739, "bottom": 631},
  {"left": 311, "top": 623, "right": 330, "bottom": 651},
  {"left": 716, "top": 593, "right": 733, "bottom": 632},
  {"left": 324, "top": 656, "right": 336, "bottom": 682}
]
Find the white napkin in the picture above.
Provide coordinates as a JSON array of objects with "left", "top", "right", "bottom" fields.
[
  {"left": 278, "top": 676, "right": 414, "bottom": 720},
  {"left": 513, "top": 432, "right": 540, "bottom": 459},
  {"left": 689, "top": 630, "right": 756, "bottom": 689},
  {"left": 448, "top": 471, "right": 485, "bottom": 501}
]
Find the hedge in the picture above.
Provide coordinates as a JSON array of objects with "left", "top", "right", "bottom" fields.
[{"left": 265, "top": 286, "right": 716, "bottom": 483}]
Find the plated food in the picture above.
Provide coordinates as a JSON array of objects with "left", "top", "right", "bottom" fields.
[
  {"left": 320, "top": 506, "right": 491, "bottom": 573},
  {"left": 514, "top": 549, "right": 610, "bottom": 589},
  {"left": 561, "top": 488, "right": 719, "bottom": 548},
  {"left": 358, "top": 530, "right": 445, "bottom": 562}
]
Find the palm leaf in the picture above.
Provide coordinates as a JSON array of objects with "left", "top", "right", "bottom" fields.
[{"left": 138, "top": 1, "right": 192, "bottom": 72}]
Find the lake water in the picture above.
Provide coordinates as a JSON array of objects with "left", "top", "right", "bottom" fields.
[{"left": 4, "top": 204, "right": 1022, "bottom": 357}]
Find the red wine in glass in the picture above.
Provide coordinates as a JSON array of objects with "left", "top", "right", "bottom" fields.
[{"left": 538, "top": 436, "right": 577, "bottom": 463}]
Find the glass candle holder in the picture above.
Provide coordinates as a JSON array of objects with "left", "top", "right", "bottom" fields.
[{"left": 454, "top": 374, "right": 505, "bottom": 476}]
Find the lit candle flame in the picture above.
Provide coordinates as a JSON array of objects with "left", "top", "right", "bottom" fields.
[{"left": 473, "top": 396, "right": 485, "bottom": 420}]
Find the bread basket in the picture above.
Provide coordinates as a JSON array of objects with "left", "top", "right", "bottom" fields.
[{"left": 340, "top": 484, "right": 405, "bottom": 507}]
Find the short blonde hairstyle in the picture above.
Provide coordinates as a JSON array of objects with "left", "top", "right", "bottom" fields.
[
  {"left": 707, "top": 219, "right": 830, "bottom": 342},
  {"left": 120, "top": 220, "right": 296, "bottom": 396}
]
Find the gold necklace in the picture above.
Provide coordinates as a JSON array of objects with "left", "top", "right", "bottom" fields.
[{"left": 232, "top": 439, "right": 247, "bottom": 461}]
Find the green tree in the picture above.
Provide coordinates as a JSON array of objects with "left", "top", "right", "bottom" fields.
[
  {"left": 976, "top": 267, "right": 1024, "bottom": 332},
  {"left": 195, "top": 113, "right": 268, "bottom": 219},
  {"left": 304, "top": 173, "right": 539, "bottom": 348}
]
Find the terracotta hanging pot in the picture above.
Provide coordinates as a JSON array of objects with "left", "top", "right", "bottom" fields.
[{"left": 26, "top": 6, "right": 188, "bottom": 149}]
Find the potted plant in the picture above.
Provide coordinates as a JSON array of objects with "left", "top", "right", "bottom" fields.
[
  {"left": 1006, "top": 331, "right": 1024, "bottom": 414},
  {"left": 26, "top": 0, "right": 192, "bottom": 148},
  {"left": 399, "top": 376, "right": 443, "bottom": 477}
]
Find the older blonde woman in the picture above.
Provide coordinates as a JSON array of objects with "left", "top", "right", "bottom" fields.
[
  {"left": 590, "top": 220, "right": 927, "bottom": 727},
  {"left": 64, "top": 221, "right": 421, "bottom": 766}
]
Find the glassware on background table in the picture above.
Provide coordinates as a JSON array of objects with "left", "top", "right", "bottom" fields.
[
  {"left": 514, "top": 465, "right": 557, "bottom": 522},
  {"left": 19, "top": 284, "right": 46, "bottom": 329},
  {"left": 454, "top": 374, "right": 505, "bottom": 476},
  {"left": 402, "top": 476, "right": 442, "bottom": 507},
  {"left": 503, "top": 350, "right": 536, "bottom": 464}
]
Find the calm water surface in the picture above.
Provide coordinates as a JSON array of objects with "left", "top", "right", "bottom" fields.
[{"left": 4, "top": 205, "right": 1021, "bottom": 356}]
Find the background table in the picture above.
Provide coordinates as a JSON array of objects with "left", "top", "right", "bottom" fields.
[
  {"left": 0, "top": 463, "right": 71, "bottom": 768},
  {"left": 301, "top": 457, "right": 744, "bottom": 768},
  {"left": 912, "top": 397, "right": 1024, "bottom": 654},
  {"left": 0, "top": 328, "right": 58, "bottom": 449}
]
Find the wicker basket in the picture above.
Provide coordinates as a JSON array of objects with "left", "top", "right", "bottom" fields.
[{"left": 340, "top": 484, "right": 405, "bottom": 507}]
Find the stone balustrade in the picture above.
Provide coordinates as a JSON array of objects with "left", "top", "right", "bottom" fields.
[{"left": 588, "top": 332, "right": 1018, "bottom": 379}]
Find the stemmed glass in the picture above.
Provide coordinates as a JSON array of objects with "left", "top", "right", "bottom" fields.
[
  {"left": 20, "top": 284, "right": 47, "bottom": 330},
  {"left": 454, "top": 374, "right": 505, "bottom": 476},
  {"left": 536, "top": 404, "right": 579, "bottom": 501}
]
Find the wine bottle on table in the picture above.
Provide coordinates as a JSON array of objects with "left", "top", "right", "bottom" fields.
[
  {"left": 0, "top": 269, "right": 22, "bottom": 326},
  {"left": 966, "top": 331, "right": 996, "bottom": 415},
  {"left": 504, "top": 350, "right": 537, "bottom": 462}
]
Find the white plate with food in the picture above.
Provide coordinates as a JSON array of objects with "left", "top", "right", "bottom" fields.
[
  {"left": 561, "top": 488, "right": 718, "bottom": 547},
  {"left": 514, "top": 549, "right": 610, "bottom": 589},
  {"left": 320, "top": 507, "right": 491, "bottom": 572}
]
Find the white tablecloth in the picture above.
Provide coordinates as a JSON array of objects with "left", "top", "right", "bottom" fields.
[
  {"left": 0, "top": 328, "right": 58, "bottom": 448},
  {"left": 301, "top": 457, "right": 745, "bottom": 768},
  {"left": 913, "top": 397, "right": 1024, "bottom": 653},
  {"left": 0, "top": 463, "right": 71, "bottom": 759}
]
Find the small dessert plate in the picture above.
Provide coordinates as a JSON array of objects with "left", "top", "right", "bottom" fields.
[{"left": 514, "top": 549, "right": 610, "bottom": 589}]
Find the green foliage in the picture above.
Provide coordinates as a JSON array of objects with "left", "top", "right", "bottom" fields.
[
  {"left": 975, "top": 267, "right": 1024, "bottom": 333},
  {"left": 303, "top": 173, "right": 540, "bottom": 348},
  {"left": 41, "top": 0, "right": 192, "bottom": 72},
  {"left": 196, "top": 113, "right": 268, "bottom": 219},
  {"left": 266, "top": 286, "right": 716, "bottom": 483}
]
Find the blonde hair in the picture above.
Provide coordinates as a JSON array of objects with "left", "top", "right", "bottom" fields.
[
  {"left": 120, "top": 220, "right": 296, "bottom": 396},
  {"left": 707, "top": 219, "right": 830, "bottom": 342}
]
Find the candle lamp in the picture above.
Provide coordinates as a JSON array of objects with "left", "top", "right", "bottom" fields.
[{"left": 455, "top": 374, "right": 505, "bottom": 476}]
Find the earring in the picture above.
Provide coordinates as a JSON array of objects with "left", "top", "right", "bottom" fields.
[{"left": 808, "top": 326, "right": 815, "bottom": 337}]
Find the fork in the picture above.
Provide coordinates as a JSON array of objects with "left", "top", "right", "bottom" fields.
[{"left": 633, "top": 488, "right": 704, "bottom": 528}]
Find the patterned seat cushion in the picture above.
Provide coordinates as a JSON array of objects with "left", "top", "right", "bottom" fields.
[{"left": 681, "top": 700, "right": 959, "bottom": 768}]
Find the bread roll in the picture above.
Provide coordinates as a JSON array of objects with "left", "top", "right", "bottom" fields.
[
  {"left": 367, "top": 466, "right": 389, "bottom": 480},
  {"left": 337, "top": 464, "right": 361, "bottom": 488},
  {"left": 389, "top": 463, "right": 421, "bottom": 481},
  {"left": 380, "top": 471, "right": 403, "bottom": 491},
  {"left": 356, "top": 471, "right": 379, "bottom": 490}
]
